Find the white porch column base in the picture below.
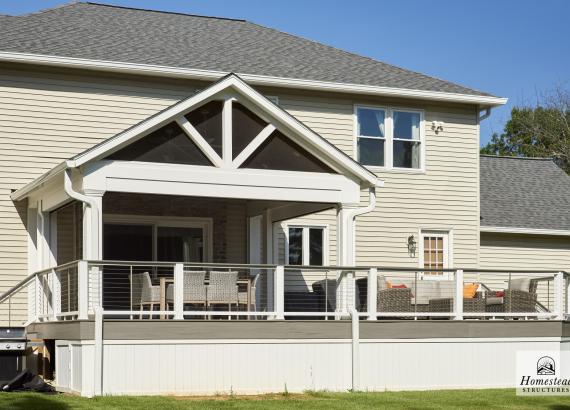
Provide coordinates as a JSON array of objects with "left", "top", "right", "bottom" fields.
[{"left": 336, "top": 205, "right": 358, "bottom": 315}]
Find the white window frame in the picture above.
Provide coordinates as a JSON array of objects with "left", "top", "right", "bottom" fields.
[
  {"left": 354, "top": 105, "right": 425, "bottom": 173},
  {"left": 284, "top": 224, "right": 329, "bottom": 266},
  {"left": 418, "top": 229, "right": 452, "bottom": 280},
  {"left": 102, "top": 214, "right": 214, "bottom": 262}
]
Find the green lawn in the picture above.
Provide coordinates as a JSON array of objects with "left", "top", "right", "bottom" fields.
[{"left": 0, "top": 389, "right": 569, "bottom": 410}]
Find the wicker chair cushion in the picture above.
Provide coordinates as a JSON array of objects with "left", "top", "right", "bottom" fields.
[{"left": 509, "top": 278, "right": 531, "bottom": 292}]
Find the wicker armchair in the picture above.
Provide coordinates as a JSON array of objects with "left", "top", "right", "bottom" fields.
[
  {"left": 166, "top": 270, "right": 207, "bottom": 309},
  {"left": 206, "top": 270, "right": 239, "bottom": 312},
  {"left": 486, "top": 279, "right": 538, "bottom": 314}
]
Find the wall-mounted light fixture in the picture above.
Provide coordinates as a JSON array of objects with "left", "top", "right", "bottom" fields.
[
  {"left": 431, "top": 121, "right": 444, "bottom": 134},
  {"left": 407, "top": 234, "right": 417, "bottom": 256}
]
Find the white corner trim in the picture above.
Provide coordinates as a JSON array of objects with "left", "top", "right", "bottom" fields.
[
  {"left": 480, "top": 226, "right": 570, "bottom": 237},
  {"left": 0, "top": 51, "right": 508, "bottom": 107},
  {"left": 175, "top": 117, "right": 223, "bottom": 167},
  {"left": 232, "top": 124, "right": 276, "bottom": 168}
]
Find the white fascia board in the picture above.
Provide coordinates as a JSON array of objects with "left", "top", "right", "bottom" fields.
[
  {"left": 10, "top": 161, "right": 67, "bottom": 201},
  {"left": 0, "top": 51, "right": 508, "bottom": 107},
  {"left": 83, "top": 160, "right": 361, "bottom": 204},
  {"left": 480, "top": 225, "right": 570, "bottom": 237}
]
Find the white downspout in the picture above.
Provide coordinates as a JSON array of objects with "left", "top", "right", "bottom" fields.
[
  {"left": 63, "top": 167, "right": 100, "bottom": 260},
  {"left": 344, "top": 186, "right": 377, "bottom": 264}
]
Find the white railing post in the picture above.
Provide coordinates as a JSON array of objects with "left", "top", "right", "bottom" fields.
[
  {"left": 554, "top": 271, "right": 564, "bottom": 321},
  {"left": 566, "top": 273, "right": 570, "bottom": 319},
  {"left": 174, "top": 263, "right": 184, "bottom": 320},
  {"left": 454, "top": 269, "right": 464, "bottom": 320},
  {"left": 51, "top": 268, "right": 61, "bottom": 321},
  {"left": 367, "top": 268, "right": 378, "bottom": 320},
  {"left": 93, "top": 305, "right": 103, "bottom": 397},
  {"left": 350, "top": 308, "right": 360, "bottom": 391},
  {"left": 274, "top": 265, "right": 285, "bottom": 320},
  {"left": 563, "top": 273, "right": 570, "bottom": 318},
  {"left": 78, "top": 261, "right": 89, "bottom": 320}
]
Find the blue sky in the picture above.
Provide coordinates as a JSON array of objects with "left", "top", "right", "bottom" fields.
[{"left": 1, "top": 0, "right": 569, "bottom": 145}]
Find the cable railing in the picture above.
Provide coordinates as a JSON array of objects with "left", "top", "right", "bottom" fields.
[{"left": 1, "top": 260, "right": 568, "bottom": 324}]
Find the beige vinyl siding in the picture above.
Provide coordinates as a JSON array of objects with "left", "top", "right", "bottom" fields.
[
  {"left": 478, "top": 232, "right": 570, "bottom": 311},
  {"left": 480, "top": 233, "right": 570, "bottom": 272},
  {"left": 279, "top": 93, "right": 480, "bottom": 270}
]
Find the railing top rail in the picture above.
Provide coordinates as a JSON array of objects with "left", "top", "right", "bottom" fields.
[{"left": 81, "top": 260, "right": 569, "bottom": 275}]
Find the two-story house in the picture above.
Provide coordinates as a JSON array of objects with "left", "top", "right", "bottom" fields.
[{"left": 0, "top": 3, "right": 568, "bottom": 396}]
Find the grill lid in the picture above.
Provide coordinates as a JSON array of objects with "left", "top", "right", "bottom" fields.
[{"left": 0, "top": 327, "right": 26, "bottom": 340}]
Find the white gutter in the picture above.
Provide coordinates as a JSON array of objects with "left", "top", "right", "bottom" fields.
[
  {"left": 0, "top": 51, "right": 508, "bottom": 107},
  {"left": 63, "top": 167, "right": 99, "bottom": 259},
  {"left": 480, "top": 226, "right": 570, "bottom": 237}
]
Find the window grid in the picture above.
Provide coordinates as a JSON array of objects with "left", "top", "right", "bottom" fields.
[
  {"left": 423, "top": 236, "right": 444, "bottom": 276},
  {"left": 355, "top": 106, "right": 424, "bottom": 171}
]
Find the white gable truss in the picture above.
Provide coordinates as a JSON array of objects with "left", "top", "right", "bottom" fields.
[
  {"left": 13, "top": 74, "right": 378, "bottom": 208},
  {"left": 70, "top": 73, "right": 376, "bottom": 184}
]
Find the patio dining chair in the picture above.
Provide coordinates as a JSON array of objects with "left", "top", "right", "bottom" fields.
[
  {"left": 238, "top": 273, "right": 261, "bottom": 314},
  {"left": 206, "top": 270, "right": 239, "bottom": 318},
  {"left": 130, "top": 272, "right": 161, "bottom": 319},
  {"left": 166, "top": 270, "right": 207, "bottom": 317}
]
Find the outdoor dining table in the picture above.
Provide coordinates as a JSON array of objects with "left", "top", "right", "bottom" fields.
[{"left": 158, "top": 275, "right": 252, "bottom": 319}]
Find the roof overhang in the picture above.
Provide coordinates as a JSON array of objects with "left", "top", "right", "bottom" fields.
[
  {"left": 0, "top": 51, "right": 508, "bottom": 108},
  {"left": 11, "top": 73, "right": 380, "bottom": 202},
  {"left": 481, "top": 226, "right": 570, "bottom": 237}
]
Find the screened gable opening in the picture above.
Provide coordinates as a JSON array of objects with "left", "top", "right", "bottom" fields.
[
  {"left": 232, "top": 102, "right": 267, "bottom": 159},
  {"left": 240, "top": 130, "right": 336, "bottom": 173},
  {"left": 107, "top": 122, "right": 213, "bottom": 166},
  {"left": 184, "top": 100, "right": 223, "bottom": 157}
]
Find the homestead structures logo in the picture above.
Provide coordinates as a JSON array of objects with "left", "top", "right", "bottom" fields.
[
  {"left": 537, "top": 356, "right": 555, "bottom": 375},
  {"left": 516, "top": 351, "right": 570, "bottom": 396}
]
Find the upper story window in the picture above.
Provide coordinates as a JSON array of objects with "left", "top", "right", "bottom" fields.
[
  {"left": 356, "top": 107, "right": 385, "bottom": 167},
  {"left": 355, "top": 106, "right": 424, "bottom": 171}
]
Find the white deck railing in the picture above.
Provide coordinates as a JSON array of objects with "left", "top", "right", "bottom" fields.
[{"left": 1, "top": 260, "right": 568, "bottom": 325}]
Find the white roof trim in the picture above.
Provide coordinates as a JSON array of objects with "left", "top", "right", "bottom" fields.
[
  {"left": 0, "top": 51, "right": 508, "bottom": 107},
  {"left": 481, "top": 226, "right": 570, "bottom": 237}
]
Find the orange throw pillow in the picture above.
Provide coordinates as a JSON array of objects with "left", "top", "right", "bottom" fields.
[{"left": 463, "top": 283, "right": 478, "bottom": 299}]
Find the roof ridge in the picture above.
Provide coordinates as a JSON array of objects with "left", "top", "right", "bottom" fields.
[
  {"left": 480, "top": 154, "right": 553, "bottom": 161},
  {"left": 246, "top": 20, "right": 489, "bottom": 96},
  {"left": 84, "top": 2, "right": 246, "bottom": 22}
]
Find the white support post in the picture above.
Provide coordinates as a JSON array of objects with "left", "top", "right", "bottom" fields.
[
  {"left": 274, "top": 265, "right": 285, "bottom": 320},
  {"left": 51, "top": 268, "right": 61, "bottom": 321},
  {"left": 554, "top": 272, "right": 562, "bottom": 319},
  {"left": 367, "top": 268, "right": 378, "bottom": 320},
  {"left": 454, "top": 269, "right": 464, "bottom": 320},
  {"left": 78, "top": 260, "right": 89, "bottom": 320},
  {"left": 566, "top": 273, "right": 570, "bottom": 320},
  {"left": 92, "top": 305, "right": 103, "bottom": 397},
  {"left": 174, "top": 263, "right": 184, "bottom": 320},
  {"left": 350, "top": 308, "right": 360, "bottom": 391}
]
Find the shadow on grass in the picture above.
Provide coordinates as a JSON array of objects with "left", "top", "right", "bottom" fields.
[
  {"left": 549, "top": 406, "right": 570, "bottom": 410},
  {"left": 0, "top": 393, "right": 68, "bottom": 410}
]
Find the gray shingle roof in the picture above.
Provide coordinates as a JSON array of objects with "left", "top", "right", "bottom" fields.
[
  {"left": 480, "top": 156, "right": 570, "bottom": 231},
  {"left": 0, "top": 2, "right": 494, "bottom": 97}
]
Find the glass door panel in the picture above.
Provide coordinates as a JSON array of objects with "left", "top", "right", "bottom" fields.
[{"left": 157, "top": 226, "right": 204, "bottom": 263}]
